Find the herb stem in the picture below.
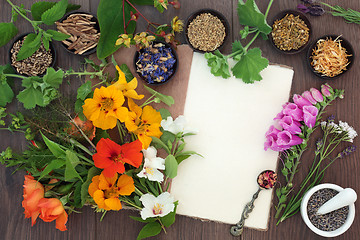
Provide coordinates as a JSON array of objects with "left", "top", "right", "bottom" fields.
[
  {"left": 264, "top": 0, "right": 275, "bottom": 19},
  {"left": 244, "top": 32, "right": 260, "bottom": 50},
  {"left": 4, "top": 73, "right": 27, "bottom": 79},
  {"left": 6, "top": 0, "right": 37, "bottom": 30},
  {"left": 135, "top": 186, "right": 144, "bottom": 196},
  {"left": 124, "top": 0, "right": 158, "bottom": 29}
]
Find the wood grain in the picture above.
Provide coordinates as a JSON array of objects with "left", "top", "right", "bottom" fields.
[{"left": 0, "top": 0, "right": 359, "bottom": 239}]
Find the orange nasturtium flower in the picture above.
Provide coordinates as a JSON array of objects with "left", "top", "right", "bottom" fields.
[
  {"left": 22, "top": 175, "right": 45, "bottom": 226},
  {"left": 82, "top": 85, "right": 128, "bottom": 130},
  {"left": 88, "top": 172, "right": 135, "bottom": 211},
  {"left": 112, "top": 65, "right": 144, "bottom": 100},
  {"left": 38, "top": 198, "right": 68, "bottom": 231},
  {"left": 93, "top": 138, "right": 143, "bottom": 178},
  {"left": 125, "top": 99, "right": 163, "bottom": 149}
]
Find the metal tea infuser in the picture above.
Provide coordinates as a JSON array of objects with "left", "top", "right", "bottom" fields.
[{"left": 230, "top": 170, "right": 277, "bottom": 236}]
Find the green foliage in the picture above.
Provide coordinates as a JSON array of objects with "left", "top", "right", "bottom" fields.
[
  {"left": 237, "top": 0, "right": 272, "bottom": 34},
  {"left": 77, "top": 81, "right": 92, "bottom": 101},
  {"left": 31, "top": 1, "right": 80, "bottom": 21},
  {"left": 45, "top": 29, "right": 70, "bottom": 41},
  {"left": 321, "top": 2, "right": 360, "bottom": 24},
  {"left": 41, "top": 0, "right": 68, "bottom": 25},
  {"left": 0, "top": 22, "right": 18, "bottom": 47},
  {"left": 164, "top": 154, "right": 178, "bottom": 178},
  {"left": 204, "top": 50, "right": 231, "bottom": 79},
  {"left": 0, "top": 65, "right": 15, "bottom": 107},
  {"left": 143, "top": 85, "right": 174, "bottom": 106},
  {"left": 154, "top": 0, "right": 168, "bottom": 13},
  {"left": 158, "top": 108, "right": 171, "bottom": 120},
  {"left": 16, "top": 33, "right": 42, "bottom": 61},
  {"left": 160, "top": 202, "right": 177, "bottom": 227},
  {"left": 136, "top": 222, "right": 162, "bottom": 240},
  {"left": 119, "top": 64, "right": 134, "bottom": 82},
  {"left": 65, "top": 150, "right": 83, "bottom": 182}
]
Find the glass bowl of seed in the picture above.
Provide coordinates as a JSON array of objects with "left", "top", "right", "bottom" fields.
[
  {"left": 185, "top": 9, "right": 229, "bottom": 53},
  {"left": 300, "top": 183, "right": 355, "bottom": 237},
  {"left": 306, "top": 35, "right": 354, "bottom": 79},
  {"left": 56, "top": 11, "right": 100, "bottom": 56},
  {"left": 134, "top": 41, "right": 178, "bottom": 85},
  {"left": 270, "top": 10, "right": 312, "bottom": 54},
  {"left": 9, "top": 33, "right": 56, "bottom": 77}
]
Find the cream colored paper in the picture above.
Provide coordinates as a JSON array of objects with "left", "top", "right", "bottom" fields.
[{"left": 170, "top": 53, "right": 293, "bottom": 229}]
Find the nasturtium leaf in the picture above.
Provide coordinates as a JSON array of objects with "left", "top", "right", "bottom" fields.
[
  {"left": 41, "top": 0, "right": 68, "bottom": 25},
  {"left": 237, "top": 0, "right": 272, "bottom": 35},
  {"left": 119, "top": 64, "right": 134, "bottom": 82},
  {"left": 17, "top": 87, "right": 44, "bottom": 109},
  {"left": 158, "top": 108, "right": 171, "bottom": 120},
  {"left": 231, "top": 47, "right": 268, "bottom": 83},
  {"left": 136, "top": 222, "right": 162, "bottom": 240},
  {"left": 43, "top": 67, "right": 64, "bottom": 88},
  {"left": 231, "top": 41, "right": 245, "bottom": 61},
  {"left": 46, "top": 29, "right": 70, "bottom": 41},
  {"left": 31, "top": 1, "right": 80, "bottom": 21},
  {"left": 143, "top": 85, "right": 174, "bottom": 106},
  {"left": 77, "top": 81, "right": 92, "bottom": 100},
  {"left": 204, "top": 50, "right": 231, "bottom": 79},
  {"left": 0, "top": 22, "right": 18, "bottom": 47},
  {"left": 165, "top": 154, "right": 178, "bottom": 178},
  {"left": 16, "top": 33, "right": 42, "bottom": 61}
]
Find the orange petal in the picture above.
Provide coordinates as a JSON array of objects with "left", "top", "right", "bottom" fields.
[
  {"left": 104, "top": 197, "right": 122, "bottom": 210},
  {"left": 117, "top": 174, "right": 135, "bottom": 196},
  {"left": 55, "top": 211, "right": 68, "bottom": 231},
  {"left": 99, "top": 172, "right": 118, "bottom": 189}
]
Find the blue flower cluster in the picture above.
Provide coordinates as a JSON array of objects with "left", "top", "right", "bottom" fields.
[{"left": 136, "top": 43, "right": 176, "bottom": 84}]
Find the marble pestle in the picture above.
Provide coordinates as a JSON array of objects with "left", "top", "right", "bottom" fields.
[{"left": 317, "top": 188, "right": 357, "bottom": 215}]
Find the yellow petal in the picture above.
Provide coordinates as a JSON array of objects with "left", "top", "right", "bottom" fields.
[
  {"left": 92, "top": 114, "right": 117, "bottom": 130},
  {"left": 142, "top": 106, "right": 162, "bottom": 124},
  {"left": 114, "top": 107, "right": 129, "bottom": 122},
  {"left": 83, "top": 99, "right": 101, "bottom": 121},
  {"left": 145, "top": 124, "right": 163, "bottom": 138},
  {"left": 138, "top": 133, "right": 152, "bottom": 149},
  {"left": 93, "top": 190, "right": 109, "bottom": 210},
  {"left": 115, "top": 38, "right": 124, "bottom": 46},
  {"left": 88, "top": 176, "right": 100, "bottom": 197},
  {"left": 115, "top": 65, "right": 127, "bottom": 84},
  {"left": 104, "top": 198, "right": 122, "bottom": 211},
  {"left": 124, "top": 90, "right": 144, "bottom": 100},
  {"left": 117, "top": 174, "right": 135, "bottom": 196}
]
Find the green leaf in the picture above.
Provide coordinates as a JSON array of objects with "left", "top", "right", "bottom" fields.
[
  {"left": 120, "top": 64, "right": 134, "bottom": 83},
  {"left": 97, "top": 0, "right": 134, "bottom": 59},
  {"left": 41, "top": 132, "right": 66, "bottom": 158},
  {"left": 231, "top": 41, "right": 245, "bottom": 61},
  {"left": 158, "top": 108, "right": 171, "bottom": 120},
  {"left": 231, "top": 48, "right": 268, "bottom": 83},
  {"left": 39, "top": 159, "right": 65, "bottom": 181},
  {"left": 151, "top": 136, "right": 170, "bottom": 154},
  {"left": 77, "top": 81, "right": 92, "bottom": 100},
  {"left": 66, "top": 4, "right": 81, "bottom": 13},
  {"left": 0, "top": 81, "right": 14, "bottom": 107},
  {"left": 136, "top": 222, "right": 162, "bottom": 240},
  {"left": 165, "top": 154, "right": 178, "bottom": 178},
  {"left": 43, "top": 67, "right": 64, "bottom": 88},
  {"left": 237, "top": 0, "right": 272, "bottom": 34},
  {"left": 32, "top": 2, "right": 81, "bottom": 21},
  {"left": 73, "top": 181, "right": 82, "bottom": 207},
  {"left": 80, "top": 167, "right": 101, "bottom": 205},
  {"left": 0, "top": 23, "right": 18, "bottom": 47},
  {"left": 204, "top": 50, "right": 231, "bottom": 79},
  {"left": 175, "top": 154, "right": 191, "bottom": 164},
  {"left": 130, "top": 216, "right": 157, "bottom": 223},
  {"left": 160, "top": 202, "right": 177, "bottom": 227},
  {"left": 65, "top": 150, "right": 83, "bottom": 182},
  {"left": 17, "top": 87, "right": 44, "bottom": 109},
  {"left": 16, "top": 33, "right": 42, "bottom": 61},
  {"left": 41, "top": 0, "right": 68, "bottom": 25},
  {"left": 46, "top": 29, "right": 70, "bottom": 41},
  {"left": 131, "top": 0, "right": 154, "bottom": 5},
  {"left": 160, "top": 131, "right": 175, "bottom": 147},
  {"left": 143, "top": 85, "right": 174, "bottom": 106}
]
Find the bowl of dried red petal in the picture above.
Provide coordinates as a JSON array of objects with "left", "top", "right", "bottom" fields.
[
  {"left": 56, "top": 11, "right": 100, "bottom": 56},
  {"left": 306, "top": 35, "right": 354, "bottom": 79}
]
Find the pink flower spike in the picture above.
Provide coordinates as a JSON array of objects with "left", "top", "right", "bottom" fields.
[
  {"left": 310, "top": 88, "right": 324, "bottom": 102},
  {"left": 303, "top": 105, "right": 319, "bottom": 128},
  {"left": 282, "top": 103, "right": 303, "bottom": 121},
  {"left": 293, "top": 94, "right": 312, "bottom": 108},
  {"left": 302, "top": 91, "right": 317, "bottom": 105},
  {"left": 264, "top": 135, "right": 277, "bottom": 151},
  {"left": 278, "top": 116, "right": 302, "bottom": 134},
  {"left": 321, "top": 84, "right": 332, "bottom": 97},
  {"left": 265, "top": 125, "right": 281, "bottom": 138},
  {"left": 276, "top": 130, "right": 303, "bottom": 147}
]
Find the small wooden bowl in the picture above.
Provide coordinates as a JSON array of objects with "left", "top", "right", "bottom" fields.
[
  {"left": 306, "top": 35, "right": 354, "bottom": 80},
  {"left": 269, "top": 10, "right": 312, "bottom": 54},
  {"left": 185, "top": 8, "right": 230, "bottom": 53}
]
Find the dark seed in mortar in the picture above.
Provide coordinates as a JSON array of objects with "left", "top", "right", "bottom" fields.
[{"left": 307, "top": 188, "right": 349, "bottom": 231}]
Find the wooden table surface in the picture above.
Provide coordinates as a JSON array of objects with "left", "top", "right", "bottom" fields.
[{"left": 1, "top": 0, "right": 359, "bottom": 239}]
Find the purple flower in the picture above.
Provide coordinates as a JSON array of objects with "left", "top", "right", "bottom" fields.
[
  {"left": 303, "top": 105, "right": 319, "bottom": 128},
  {"left": 293, "top": 94, "right": 313, "bottom": 109},
  {"left": 321, "top": 83, "right": 332, "bottom": 97},
  {"left": 276, "top": 130, "right": 303, "bottom": 149},
  {"left": 278, "top": 116, "right": 302, "bottom": 134},
  {"left": 282, "top": 103, "right": 304, "bottom": 121},
  {"left": 264, "top": 134, "right": 277, "bottom": 151},
  {"left": 297, "top": 4, "right": 310, "bottom": 13},
  {"left": 310, "top": 88, "right": 324, "bottom": 102},
  {"left": 309, "top": 5, "right": 325, "bottom": 16},
  {"left": 302, "top": 90, "right": 317, "bottom": 105}
]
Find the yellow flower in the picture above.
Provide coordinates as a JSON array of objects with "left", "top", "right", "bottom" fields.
[
  {"left": 82, "top": 85, "right": 128, "bottom": 130},
  {"left": 171, "top": 16, "right": 183, "bottom": 33},
  {"left": 134, "top": 32, "right": 156, "bottom": 48},
  {"left": 88, "top": 173, "right": 135, "bottom": 211},
  {"left": 115, "top": 34, "right": 131, "bottom": 48},
  {"left": 112, "top": 65, "right": 144, "bottom": 100},
  {"left": 125, "top": 99, "right": 163, "bottom": 149}
]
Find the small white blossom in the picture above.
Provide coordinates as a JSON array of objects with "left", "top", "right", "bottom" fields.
[
  {"left": 161, "top": 115, "right": 198, "bottom": 135},
  {"left": 339, "top": 121, "right": 358, "bottom": 142},
  {"left": 138, "top": 146, "right": 165, "bottom": 182},
  {"left": 140, "top": 192, "right": 175, "bottom": 220}
]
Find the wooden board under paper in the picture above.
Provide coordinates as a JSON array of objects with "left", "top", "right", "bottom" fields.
[{"left": 170, "top": 53, "right": 294, "bottom": 230}]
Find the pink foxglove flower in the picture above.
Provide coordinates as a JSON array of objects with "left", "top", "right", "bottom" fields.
[
  {"left": 276, "top": 131, "right": 303, "bottom": 149},
  {"left": 278, "top": 116, "right": 301, "bottom": 134},
  {"left": 310, "top": 88, "right": 324, "bottom": 103},
  {"left": 264, "top": 126, "right": 281, "bottom": 151},
  {"left": 303, "top": 105, "right": 318, "bottom": 128},
  {"left": 282, "top": 103, "right": 303, "bottom": 121},
  {"left": 302, "top": 91, "right": 317, "bottom": 105},
  {"left": 321, "top": 83, "right": 332, "bottom": 97},
  {"left": 293, "top": 94, "right": 312, "bottom": 108}
]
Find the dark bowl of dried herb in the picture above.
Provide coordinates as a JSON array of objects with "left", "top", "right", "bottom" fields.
[
  {"left": 56, "top": 11, "right": 100, "bottom": 56},
  {"left": 300, "top": 183, "right": 355, "bottom": 237},
  {"left": 270, "top": 10, "right": 312, "bottom": 54},
  {"left": 306, "top": 35, "right": 354, "bottom": 79},
  {"left": 9, "top": 33, "right": 56, "bottom": 77},
  {"left": 185, "top": 9, "right": 230, "bottom": 53},
  {"left": 134, "top": 41, "right": 178, "bottom": 85}
]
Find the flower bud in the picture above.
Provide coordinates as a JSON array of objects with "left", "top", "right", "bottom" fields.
[
  {"left": 310, "top": 88, "right": 323, "bottom": 102},
  {"left": 321, "top": 83, "right": 332, "bottom": 97},
  {"left": 302, "top": 91, "right": 317, "bottom": 105},
  {"left": 293, "top": 94, "right": 312, "bottom": 108}
]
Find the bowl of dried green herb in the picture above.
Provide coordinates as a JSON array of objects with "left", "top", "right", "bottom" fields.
[
  {"left": 300, "top": 183, "right": 355, "bottom": 238},
  {"left": 270, "top": 10, "right": 312, "bottom": 54},
  {"left": 185, "top": 9, "right": 230, "bottom": 53}
]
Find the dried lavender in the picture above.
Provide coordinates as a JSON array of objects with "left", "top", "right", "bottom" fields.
[
  {"left": 298, "top": 1, "right": 325, "bottom": 16},
  {"left": 307, "top": 188, "right": 349, "bottom": 231},
  {"left": 135, "top": 42, "right": 176, "bottom": 84}
]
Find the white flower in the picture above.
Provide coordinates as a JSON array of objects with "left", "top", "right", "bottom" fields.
[
  {"left": 161, "top": 115, "right": 198, "bottom": 135},
  {"left": 339, "top": 121, "right": 358, "bottom": 142},
  {"left": 137, "top": 146, "right": 165, "bottom": 182},
  {"left": 140, "top": 192, "right": 175, "bottom": 220}
]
